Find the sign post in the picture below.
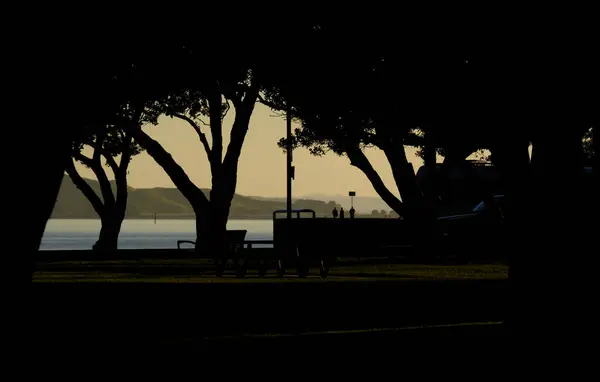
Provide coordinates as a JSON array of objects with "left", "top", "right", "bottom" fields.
[{"left": 349, "top": 191, "right": 356, "bottom": 209}]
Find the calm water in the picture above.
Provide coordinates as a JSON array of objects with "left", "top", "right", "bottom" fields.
[{"left": 40, "top": 219, "right": 273, "bottom": 250}]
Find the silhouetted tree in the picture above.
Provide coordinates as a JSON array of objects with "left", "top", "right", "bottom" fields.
[
  {"left": 65, "top": 106, "right": 146, "bottom": 251},
  {"left": 124, "top": 53, "right": 262, "bottom": 255},
  {"left": 26, "top": 19, "right": 597, "bottom": 340},
  {"left": 26, "top": 28, "right": 191, "bottom": 259},
  {"left": 261, "top": 24, "right": 600, "bottom": 338},
  {"left": 120, "top": 21, "right": 318, "bottom": 255},
  {"left": 263, "top": 40, "right": 472, "bottom": 222},
  {"left": 28, "top": 41, "right": 134, "bottom": 256}
]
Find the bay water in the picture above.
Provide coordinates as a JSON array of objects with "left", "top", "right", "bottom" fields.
[{"left": 40, "top": 219, "right": 273, "bottom": 250}]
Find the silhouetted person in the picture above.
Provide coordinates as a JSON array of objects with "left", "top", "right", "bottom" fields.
[
  {"left": 332, "top": 207, "right": 338, "bottom": 219},
  {"left": 349, "top": 207, "right": 355, "bottom": 219},
  {"left": 340, "top": 207, "right": 345, "bottom": 219}
]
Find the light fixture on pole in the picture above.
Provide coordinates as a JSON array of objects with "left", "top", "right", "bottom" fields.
[{"left": 286, "top": 106, "right": 293, "bottom": 221}]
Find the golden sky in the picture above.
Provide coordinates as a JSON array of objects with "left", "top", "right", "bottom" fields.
[{"left": 73, "top": 103, "right": 425, "bottom": 198}]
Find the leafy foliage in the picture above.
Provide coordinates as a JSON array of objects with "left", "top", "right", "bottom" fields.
[{"left": 71, "top": 103, "right": 157, "bottom": 168}]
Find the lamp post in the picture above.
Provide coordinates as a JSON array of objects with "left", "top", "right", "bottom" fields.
[{"left": 286, "top": 107, "right": 293, "bottom": 220}]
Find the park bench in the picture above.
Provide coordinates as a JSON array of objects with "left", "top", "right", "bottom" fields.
[
  {"left": 176, "top": 230, "right": 246, "bottom": 276},
  {"left": 176, "top": 231, "right": 277, "bottom": 277},
  {"left": 176, "top": 240, "right": 196, "bottom": 250},
  {"left": 233, "top": 239, "right": 275, "bottom": 277}
]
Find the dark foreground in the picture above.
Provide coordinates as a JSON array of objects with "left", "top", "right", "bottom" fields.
[{"left": 31, "top": 277, "right": 508, "bottom": 352}]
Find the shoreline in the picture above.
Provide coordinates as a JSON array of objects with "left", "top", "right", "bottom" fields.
[
  {"left": 49, "top": 216, "right": 280, "bottom": 221},
  {"left": 49, "top": 214, "right": 391, "bottom": 220}
]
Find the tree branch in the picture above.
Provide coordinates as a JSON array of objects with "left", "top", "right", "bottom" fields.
[
  {"left": 65, "top": 159, "right": 105, "bottom": 218},
  {"left": 242, "top": 80, "right": 261, "bottom": 107},
  {"left": 223, "top": 79, "right": 261, "bottom": 171},
  {"left": 114, "top": 143, "right": 131, "bottom": 215},
  {"left": 372, "top": 125, "right": 424, "bottom": 206},
  {"left": 222, "top": 100, "right": 231, "bottom": 122},
  {"left": 91, "top": 159, "right": 116, "bottom": 208},
  {"left": 92, "top": 130, "right": 106, "bottom": 163},
  {"left": 102, "top": 151, "right": 119, "bottom": 176},
  {"left": 346, "top": 145, "right": 405, "bottom": 217},
  {"left": 208, "top": 92, "right": 223, "bottom": 168},
  {"left": 73, "top": 152, "right": 94, "bottom": 168},
  {"left": 118, "top": 135, "right": 133, "bottom": 171},
  {"left": 172, "top": 113, "right": 212, "bottom": 159},
  {"left": 127, "top": 127, "right": 209, "bottom": 210},
  {"left": 197, "top": 118, "right": 210, "bottom": 127},
  {"left": 224, "top": 86, "right": 242, "bottom": 105},
  {"left": 257, "top": 93, "right": 281, "bottom": 111},
  {"left": 404, "top": 132, "right": 426, "bottom": 147},
  {"left": 382, "top": 142, "right": 422, "bottom": 206},
  {"left": 81, "top": 130, "right": 116, "bottom": 207}
]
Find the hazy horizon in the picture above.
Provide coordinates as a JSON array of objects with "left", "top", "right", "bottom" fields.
[{"left": 71, "top": 103, "right": 428, "bottom": 199}]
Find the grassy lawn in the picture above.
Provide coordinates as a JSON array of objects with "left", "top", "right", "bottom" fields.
[
  {"left": 33, "top": 260, "right": 508, "bottom": 283},
  {"left": 32, "top": 258, "right": 508, "bottom": 344}
]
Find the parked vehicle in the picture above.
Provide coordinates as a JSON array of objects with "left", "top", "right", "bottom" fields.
[
  {"left": 434, "top": 195, "right": 507, "bottom": 261},
  {"left": 416, "top": 160, "right": 504, "bottom": 217}
]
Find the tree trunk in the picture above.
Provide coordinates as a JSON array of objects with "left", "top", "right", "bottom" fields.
[
  {"left": 30, "top": 130, "right": 73, "bottom": 252},
  {"left": 32, "top": 154, "right": 68, "bottom": 252},
  {"left": 208, "top": 89, "right": 257, "bottom": 257},
  {"left": 26, "top": 134, "right": 71, "bottom": 279},
  {"left": 530, "top": 129, "right": 590, "bottom": 338},
  {"left": 21, "top": 122, "right": 74, "bottom": 282},
  {"left": 193, "top": 194, "right": 230, "bottom": 259},
  {"left": 490, "top": 140, "right": 532, "bottom": 334},
  {"left": 93, "top": 170, "right": 129, "bottom": 254},
  {"left": 208, "top": 195, "right": 230, "bottom": 258},
  {"left": 206, "top": 161, "right": 239, "bottom": 258},
  {"left": 495, "top": 127, "right": 590, "bottom": 339},
  {"left": 114, "top": 174, "right": 128, "bottom": 222},
  {"left": 93, "top": 213, "right": 123, "bottom": 253},
  {"left": 194, "top": 209, "right": 210, "bottom": 255},
  {"left": 381, "top": 143, "right": 427, "bottom": 222}
]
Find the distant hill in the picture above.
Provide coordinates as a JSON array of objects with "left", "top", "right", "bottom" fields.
[{"left": 51, "top": 175, "right": 341, "bottom": 219}]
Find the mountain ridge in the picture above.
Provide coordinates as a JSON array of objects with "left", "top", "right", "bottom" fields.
[{"left": 51, "top": 175, "right": 343, "bottom": 219}]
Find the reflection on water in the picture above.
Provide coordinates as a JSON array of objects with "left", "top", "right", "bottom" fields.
[{"left": 41, "top": 219, "right": 273, "bottom": 250}]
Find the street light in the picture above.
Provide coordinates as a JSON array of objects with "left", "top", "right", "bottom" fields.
[{"left": 286, "top": 107, "right": 293, "bottom": 220}]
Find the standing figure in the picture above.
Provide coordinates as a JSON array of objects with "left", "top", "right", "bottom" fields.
[
  {"left": 340, "top": 207, "right": 345, "bottom": 219},
  {"left": 332, "top": 207, "right": 338, "bottom": 219},
  {"left": 349, "top": 207, "right": 355, "bottom": 219}
]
